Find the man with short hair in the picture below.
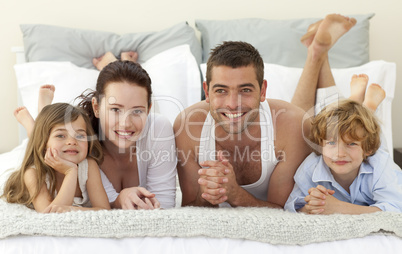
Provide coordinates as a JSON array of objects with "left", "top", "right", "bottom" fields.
[
  {"left": 174, "top": 14, "right": 357, "bottom": 208},
  {"left": 174, "top": 41, "right": 309, "bottom": 208}
]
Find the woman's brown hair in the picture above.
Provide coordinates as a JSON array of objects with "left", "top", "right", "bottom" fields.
[{"left": 76, "top": 60, "right": 152, "bottom": 137}]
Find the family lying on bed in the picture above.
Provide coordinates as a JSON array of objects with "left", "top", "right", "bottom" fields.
[{"left": 2, "top": 14, "right": 402, "bottom": 215}]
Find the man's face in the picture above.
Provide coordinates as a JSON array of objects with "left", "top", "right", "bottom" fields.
[{"left": 204, "top": 65, "right": 267, "bottom": 134}]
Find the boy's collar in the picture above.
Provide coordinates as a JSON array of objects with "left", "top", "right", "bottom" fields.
[
  {"left": 311, "top": 157, "right": 335, "bottom": 183},
  {"left": 312, "top": 156, "right": 374, "bottom": 184}
]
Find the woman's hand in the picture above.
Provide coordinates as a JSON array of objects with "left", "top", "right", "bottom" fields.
[
  {"left": 115, "top": 187, "right": 160, "bottom": 210},
  {"left": 44, "top": 148, "right": 78, "bottom": 175}
]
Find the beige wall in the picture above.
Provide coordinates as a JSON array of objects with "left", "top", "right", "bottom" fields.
[{"left": 1, "top": 0, "right": 401, "bottom": 153}]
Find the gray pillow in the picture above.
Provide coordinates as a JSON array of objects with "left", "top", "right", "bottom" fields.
[
  {"left": 21, "top": 22, "right": 202, "bottom": 69},
  {"left": 196, "top": 14, "right": 374, "bottom": 68}
]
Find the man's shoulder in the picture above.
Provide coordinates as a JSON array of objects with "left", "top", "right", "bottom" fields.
[
  {"left": 266, "top": 99, "right": 307, "bottom": 134},
  {"left": 266, "top": 99, "right": 305, "bottom": 119},
  {"left": 266, "top": 99, "right": 311, "bottom": 156}
]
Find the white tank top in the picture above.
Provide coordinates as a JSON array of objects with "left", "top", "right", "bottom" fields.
[
  {"left": 45, "top": 158, "right": 91, "bottom": 207},
  {"left": 198, "top": 101, "right": 278, "bottom": 205}
]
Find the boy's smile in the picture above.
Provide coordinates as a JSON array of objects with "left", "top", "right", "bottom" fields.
[{"left": 322, "top": 137, "right": 369, "bottom": 188}]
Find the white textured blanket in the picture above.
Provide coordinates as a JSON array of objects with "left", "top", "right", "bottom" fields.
[{"left": 1, "top": 199, "right": 401, "bottom": 245}]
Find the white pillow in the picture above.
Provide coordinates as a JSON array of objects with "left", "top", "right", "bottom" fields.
[
  {"left": 142, "top": 45, "right": 201, "bottom": 123},
  {"left": 200, "top": 60, "right": 396, "bottom": 154},
  {"left": 14, "top": 44, "right": 201, "bottom": 126}
]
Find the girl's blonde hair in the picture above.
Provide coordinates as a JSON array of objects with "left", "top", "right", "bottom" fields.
[
  {"left": 2, "top": 103, "right": 103, "bottom": 207},
  {"left": 310, "top": 99, "right": 381, "bottom": 159}
]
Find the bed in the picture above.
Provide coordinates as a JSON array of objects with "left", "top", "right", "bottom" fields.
[{"left": 1, "top": 14, "right": 402, "bottom": 253}]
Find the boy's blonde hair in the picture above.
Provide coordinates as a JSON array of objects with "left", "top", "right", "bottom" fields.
[{"left": 310, "top": 99, "right": 381, "bottom": 159}]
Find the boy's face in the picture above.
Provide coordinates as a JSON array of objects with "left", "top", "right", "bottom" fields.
[{"left": 322, "top": 136, "right": 369, "bottom": 182}]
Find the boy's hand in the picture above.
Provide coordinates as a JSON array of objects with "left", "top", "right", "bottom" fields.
[
  {"left": 303, "top": 185, "right": 335, "bottom": 214},
  {"left": 318, "top": 194, "right": 343, "bottom": 215}
]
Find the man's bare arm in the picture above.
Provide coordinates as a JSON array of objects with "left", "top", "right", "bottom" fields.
[
  {"left": 174, "top": 102, "right": 217, "bottom": 207},
  {"left": 266, "top": 99, "right": 312, "bottom": 207}
]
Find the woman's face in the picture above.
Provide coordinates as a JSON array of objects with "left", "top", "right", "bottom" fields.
[{"left": 93, "top": 82, "right": 150, "bottom": 150}]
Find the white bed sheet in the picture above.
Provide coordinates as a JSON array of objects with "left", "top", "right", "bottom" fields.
[
  {"left": 1, "top": 234, "right": 401, "bottom": 254},
  {"left": 1, "top": 141, "right": 402, "bottom": 253}
]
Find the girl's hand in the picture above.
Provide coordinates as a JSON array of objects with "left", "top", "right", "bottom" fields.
[
  {"left": 116, "top": 187, "right": 160, "bottom": 210},
  {"left": 44, "top": 148, "right": 78, "bottom": 175},
  {"left": 43, "top": 204, "right": 78, "bottom": 213}
]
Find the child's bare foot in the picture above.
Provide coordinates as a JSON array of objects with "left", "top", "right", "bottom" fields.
[
  {"left": 311, "top": 14, "right": 357, "bottom": 54},
  {"left": 38, "top": 84, "right": 55, "bottom": 113},
  {"left": 349, "top": 74, "right": 368, "bottom": 104},
  {"left": 121, "top": 51, "right": 138, "bottom": 62},
  {"left": 300, "top": 20, "right": 323, "bottom": 47},
  {"left": 363, "top": 83, "right": 386, "bottom": 112},
  {"left": 14, "top": 107, "right": 34, "bottom": 138},
  {"left": 92, "top": 52, "right": 118, "bottom": 71}
]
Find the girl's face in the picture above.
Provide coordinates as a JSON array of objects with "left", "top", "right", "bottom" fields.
[
  {"left": 93, "top": 82, "right": 150, "bottom": 150},
  {"left": 46, "top": 115, "right": 88, "bottom": 164}
]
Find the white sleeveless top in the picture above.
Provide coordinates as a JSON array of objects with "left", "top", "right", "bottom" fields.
[
  {"left": 198, "top": 102, "right": 278, "bottom": 205},
  {"left": 100, "top": 113, "right": 177, "bottom": 209},
  {"left": 46, "top": 158, "right": 91, "bottom": 207}
]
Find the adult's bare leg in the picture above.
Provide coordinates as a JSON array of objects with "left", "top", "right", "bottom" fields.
[
  {"left": 291, "top": 14, "right": 357, "bottom": 113},
  {"left": 121, "top": 51, "right": 138, "bottom": 62}
]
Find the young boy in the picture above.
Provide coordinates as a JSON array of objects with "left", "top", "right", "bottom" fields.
[{"left": 285, "top": 86, "right": 402, "bottom": 214}]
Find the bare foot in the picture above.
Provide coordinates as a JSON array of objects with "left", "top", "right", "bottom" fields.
[
  {"left": 121, "top": 51, "right": 138, "bottom": 62},
  {"left": 363, "top": 83, "right": 386, "bottom": 112},
  {"left": 14, "top": 107, "right": 34, "bottom": 138},
  {"left": 38, "top": 84, "right": 55, "bottom": 113},
  {"left": 349, "top": 74, "right": 368, "bottom": 104},
  {"left": 300, "top": 20, "right": 323, "bottom": 47},
  {"left": 92, "top": 52, "right": 117, "bottom": 71},
  {"left": 311, "top": 14, "right": 357, "bottom": 54}
]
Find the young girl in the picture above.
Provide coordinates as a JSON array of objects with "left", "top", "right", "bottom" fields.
[{"left": 2, "top": 103, "right": 110, "bottom": 213}]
